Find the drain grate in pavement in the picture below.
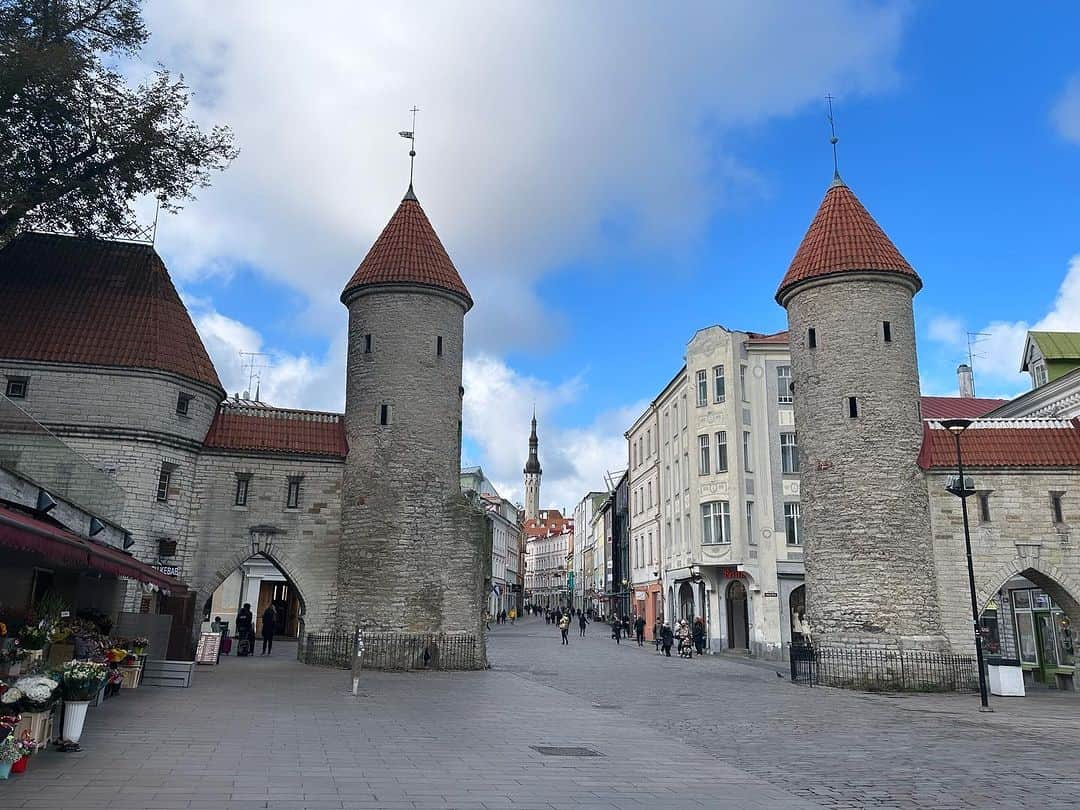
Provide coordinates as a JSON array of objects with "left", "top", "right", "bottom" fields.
[{"left": 530, "top": 745, "right": 603, "bottom": 757}]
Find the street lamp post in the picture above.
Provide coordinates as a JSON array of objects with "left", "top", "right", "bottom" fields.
[{"left": 941, "top": 418, "right": 992, "bottom": 712}]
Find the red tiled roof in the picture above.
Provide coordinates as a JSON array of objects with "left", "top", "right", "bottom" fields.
[
  {"left": 341, "top": 191, "right": 472, "bottom": 308},
  {"left": 919, "top": 396, "right": 1010, "bottom": 420},
  {"left": 747, "top": 330, "right": 790, "bottom": 344},
  {"left": 203, "top": 405, "right": 348, "bottom": 458},
  {"left": 776, "top": 181, "right": 920, "bottom": 303},
  {"left": 917, "top": 420, "right": 1080, "bottom": 469},
  {"left": 0, "top": 233, "right": 222, "bottom": 390}
]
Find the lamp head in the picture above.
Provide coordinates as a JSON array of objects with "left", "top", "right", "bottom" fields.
[{"left": 940, "top": 418, "right": 974, "bottom": 435}]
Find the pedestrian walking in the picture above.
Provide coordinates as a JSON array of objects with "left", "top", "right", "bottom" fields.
[
  {"left": 260, "top": 604, "right": 277, "bottom": 655},
  {"left": 621, "top": 615, "right": 631, "bottom": 641},
  {"left": 660, "top": 622, "right": 674, "bottom": 657},
  {"left": 236, "top": 603, "right": 254, "bottom": 657},
  {"left": 611, "top": 616, "right": 621, "bottom": 644},
  {"left": 558, "top": 613, "right": 571, "bottom": 645},
  {"left": 578, "top": 612, "right": 588, "bottom": 637},
  {"left": 634, "top": 615, "right": 646, "bottom": 646},
  {"left": 653, "top": 618, "right": 663, "bottom": 652},
  {"left": 509, "top": 607, "right": 516, "bottom": 624},
  {"left": 692, "top": 617, "right": 706, "bottom": 656},
  {"left": 675, "top": 619, "right": 692, "bottom": 658}
]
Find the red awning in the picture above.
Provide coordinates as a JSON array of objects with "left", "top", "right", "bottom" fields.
[{"left": 0, "top": 504, "right": 184, "bottom": 593}]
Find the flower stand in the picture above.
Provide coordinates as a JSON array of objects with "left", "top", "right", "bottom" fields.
[
  {"left": 13, "top": 711, "right": 52, "bottom": 748},
  {"left": 62, "top": 700, "right": 91, "bottom": 743},
  {"left": 10, "top": 756, "right": 27, "bottom": 774},
  {"left": 119, "top": 664, "right": 141, "bottom": 689}
]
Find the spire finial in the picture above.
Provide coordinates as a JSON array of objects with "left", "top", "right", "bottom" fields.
[
  {"left": 826, "top": 93, "right": 842, "bottom": 184},
  {"left": 398, "top": 106, "right": 420, "bottom": 197}
]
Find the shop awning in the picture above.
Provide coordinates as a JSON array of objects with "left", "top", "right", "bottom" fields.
[{"left": 0, "top": 504, "right": 184, "bottom": 593}]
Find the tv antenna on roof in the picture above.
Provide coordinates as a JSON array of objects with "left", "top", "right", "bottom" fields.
[
  {"left": 398, "top": 106, "right": 420, "bottom": 188},
  {"left": 238, "top": 351, "right": 269, "bottom": 402},
  {"left": 966, "top": 332, "right": 991, "bottom": 397}
]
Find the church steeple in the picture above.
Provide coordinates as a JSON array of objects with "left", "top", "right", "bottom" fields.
[{"left": 523, "top": 412, "right": 542, "bottom": 520}]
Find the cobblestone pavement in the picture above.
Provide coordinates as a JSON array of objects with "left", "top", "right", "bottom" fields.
[
  {"left": 3, "top": 620, "right": 1076, "bottom": 809},
  {"left": 492, "top": 617, "right": 1080, "bottom": 809}
]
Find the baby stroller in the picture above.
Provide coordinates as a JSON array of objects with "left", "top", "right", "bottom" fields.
[{"left": 678, "top": 637, "right": 694, "bottom": 658}]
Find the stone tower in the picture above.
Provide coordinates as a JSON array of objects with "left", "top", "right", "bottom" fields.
[
  {"left": 338, "top": 184, "right": 489, "bottom": 665},
  {"left": 775, "top": 175, "right": 948, "bottom": 652},
  {"left": 523, "top": 413, "right": 542, "bottom": 521}
]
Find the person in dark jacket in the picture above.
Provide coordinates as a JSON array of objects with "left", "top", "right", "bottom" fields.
[
  {"left": 260, "top": 604, "right": 277, "bottom": 655},
  {"left": 610, "top": 616, "right": 621, "bottom": 644},
  {"left": 660, "top": 622, "right": 674, "bottom": 657},
  {"left": 634, "top": 615, "right": 646, "bottom": 646},
  {"left": 578, "top": 612, "right": 588, "bottom": 637},
  {"left": 692, "top": 617, "right": 706, "bottom": 656},
  {"left": 653, "top": 619, "right": 664, "bottom": 652},
  {"left": 236, "top": 604, "right": 254, "bottom": 655}
]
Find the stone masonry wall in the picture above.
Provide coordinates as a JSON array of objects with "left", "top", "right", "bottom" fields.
[
  {"left": 185, "top": 451, "right": 344, "bottom": 635},
  {"left": 785, "top": 277, "right": 947, "bottom": 650},
  {"left": 340, "top": 288, "right": 488, "bottom": 662},
  {"left": 926, "top": 466, "right": 1080, "bottom": 683}
]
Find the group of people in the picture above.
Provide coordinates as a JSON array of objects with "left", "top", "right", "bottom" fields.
[
  {"left": 532, "top": 606, "right": 708, "bottom": 658},
  {"left": 652, "top": 617, "right": 706, "bottom": 657},
  {"left": 212, "top": 602, "right": 282, "bottom": 656}
]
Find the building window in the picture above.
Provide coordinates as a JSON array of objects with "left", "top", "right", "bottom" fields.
[
  {"left": 746, "top": 501, "right": 755, "bottom": 544},
  {"left": 436, "top": 336, "right": 443, "bottom": 357},
  {"left": 176, "top": 392, "right": 193, "bottom": 416},
  {"left": 740, "top": 366, "right": 748, "bottom": 401},
  {"left": 632, "top": 442, "right": 638, "bottom": 469},
  {"left": 701, "top": 501, "right": 731, "bottom": 544},
  {"left": 1051, "top": 492, "right": 1066, "bottom": 524},
  {"left": 742, "top": 431, "right": 752, "bottom": 472},
  {"left": 286, "top": 478, "right": 301, "bottom": 509},
  {"left": 808, "top": 328, "right": 817, "bottom": 349},
  {"left": 777, "top": 365, "right": 792, "bottom": 404},
  {"left": 698, "top": 434, "right": 710, "bottom": 475},
  {"left": 696, "top": 370, "right": 708, "bottom": 407},
  {"left": 712, "top": 365, "right": 726, "bottom": 403},
  {"left": 780, "top": 432, "right": 799, "bottom": 474},
  {"left": 785, "top": 502, "right": 801, "bottom": 545},
  {"left": 646, "top": 429, "right": 652, "bottom": 457},
  {"left": 235, "top": 475, "right": 251, "bottom": 507},
  {"left": 977, "top": 491, "right": 991, "bottom": 523},
  {"left": 847, "top": 396, "right": 859, "bottom": 418},
  {"left": 364, "top": 333, "right": 372, "bottom": 354},
  {"left": 716, "top": 431, "right": 728, "bottom": 472},
  {"left": 672, "top": 403, "right": 678, "bottom": 437},
  {"left": 883, "top": 321, "right": 892, "bottom": 342},
  {"left": 156, "top": 463, "right": 174, "bottom": 502},
  {"left": 379, "top": 403, "right": 392, "bottom": 425},
  {"left": 5, "top": 377, "right": 28, "bottom": 399}
]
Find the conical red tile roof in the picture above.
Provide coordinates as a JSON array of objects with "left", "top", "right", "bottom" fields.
[
  {"left": 0, "top": 233, "right": 223, "bottom": 391},
  {"left": 341, "top": 188, "right": 472, "bottom": 308},
  {"left": 776, "top": 180, "right": 920, "bottom": 304}
]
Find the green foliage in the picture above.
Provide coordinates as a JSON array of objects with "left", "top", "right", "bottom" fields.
[
  {"left": 0, "top": 0, "right": 237, "bottom": 242},
  {"left": 32, "top": 589, "right": 67, "bottom": 623}
]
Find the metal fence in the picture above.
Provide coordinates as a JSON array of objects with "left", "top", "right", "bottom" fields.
[
  {"left": 789, "top": 643, "right": 978, "bottom": 692},
  {"left": 298, "top": 631, "right": 485, "bottom": 671}
]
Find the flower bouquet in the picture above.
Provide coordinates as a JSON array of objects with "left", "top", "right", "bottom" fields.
[
  {"left": 105, "top": 647, "right": 128, "bottom": 663},
  {"left": 0, "top": 686, "right": 22, "bottom": 714},
  {"left": 10, "top": 733, "right": 36, "bottom": 773},
  {"left": 17, "top": 624, "right": 48, "bottom": 652},
  {"left": 0, "top": 640, "right": 27, "bottom": 675},
  {"left": 12, "top": 676, "right": 60, "bottom": 713},
  {"left": 59, "top": 660, "right": 107, "bottom": 701},
  {"left": 0, "top": 734, "right": 20, "bottom": 779},
  {"left": 130, "top": 637, "right": 149, "bottom": 655}
]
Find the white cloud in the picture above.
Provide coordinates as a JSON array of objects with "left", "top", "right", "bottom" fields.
[
  {"left": 1051, "top": 74, "right": 1080, "bottom": 143},
  {"left": 463, "top": 354, "right": 641, "bottom": 510},
  {"left": 925, "top": 254, "right": 1080, "bottom": 392},
  {"left": 137, "top": 1, "right": 908, "bottom": 352}
]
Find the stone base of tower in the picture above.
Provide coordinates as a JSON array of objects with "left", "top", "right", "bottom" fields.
[{"left": 329, "top": 493, "right": 492, "bottom": 672}]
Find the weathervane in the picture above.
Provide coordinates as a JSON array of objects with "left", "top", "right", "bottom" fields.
[
  {"left": 826, "top": 93, "right": 841, "bottom": 182},
  {"left": 398, "top": 106, "right": 419, "bottom": 188}
]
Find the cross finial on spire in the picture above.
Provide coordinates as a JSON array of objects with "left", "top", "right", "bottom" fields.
[
  {"left": 398, "top": 106, "right": 420, "bottom": 198},
  {"left": 826, "top": 93, "right": 842, "bottom": 184}
]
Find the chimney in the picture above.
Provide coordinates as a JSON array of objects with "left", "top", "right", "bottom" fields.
[{"left": 957, "top": 364, "right": 975, "bottom": 398}]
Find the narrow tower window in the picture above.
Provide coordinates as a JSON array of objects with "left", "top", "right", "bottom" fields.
[
  {"left": 364, "top": 334, "right": 372, "bottom": 354},
  {"left": 977, "top": 492, "right": 991, "bottom": 523},
  {"left": 1051, "top": 492, "right": 1065, "bottom": 524},
  {"left": 808, "top": 328, "right": 817, "bottom": 349},
  {"left": 846, "top": 397, "right": 859, "bottom": 418},
  {"left": 379, "top": 403, "right": 392, "bottom": 426},
  {"left": 234, "top": 474, "right": 250, "bottom": 507},
  {"left": 883, "top": 321, "right": 892, "bottom": 342},
  {"left": 436, "top": 336, "right": 443, "bottom": 357}
]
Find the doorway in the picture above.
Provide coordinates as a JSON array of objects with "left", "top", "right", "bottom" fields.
[
  {"left": 726, "top": 580, "right": 749, "bottom": 650},
  {"left": 678, "top": 582, "right": 695, "bottom": 622},
  {"left": 789, "top": 585, "right": 806, "bottom": 644},
  {"left": 206, "top": 553, "right": 304, "bottom": 640}
]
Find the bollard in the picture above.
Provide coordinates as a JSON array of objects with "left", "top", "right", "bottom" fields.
[{"left": 351, "top": 626, "right": 365, "bottom": 696}]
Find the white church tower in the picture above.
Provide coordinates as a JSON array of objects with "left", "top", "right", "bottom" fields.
[{"left": 523, "top": 413, "right": 542, "bottom": 521}]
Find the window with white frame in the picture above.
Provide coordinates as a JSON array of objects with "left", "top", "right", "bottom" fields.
[
  {"left": 701, "top": 501, "right": 731, "bottom": 544},
  {"left": 698, "top": 434, "right": 710, "bottom": 475},
  {"left": 646, "top": 429, "right": 652, "bottom": 457},
  {"left": 696, "top": 370, "right": 708, "bottom": 406},
  {"left": 780, "top": 432, "right": 799, "bottom": 474},
  {"left": 777, "top": 365, "right": 792, "bottom": 404},
  {"left": 742, "top": 431, "right": 752, "bottom": 471},
  {"left": 713, "top": 365, "right": 725, "bottom": 403},
  {"left": 784, "top": 502, "right": 801, "bottom": 545},
  {"left": 715, "top": 431, "right": 728, "bottom": 472}
]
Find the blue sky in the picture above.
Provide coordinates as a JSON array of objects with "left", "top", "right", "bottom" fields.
[{"left": 138, "top": 2, "right": 1080, "bottom": 508}]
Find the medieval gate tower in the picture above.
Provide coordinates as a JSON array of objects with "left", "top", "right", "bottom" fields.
[
  {"left": 776, "top": 174, "right": 948, "bottom": 652},
  {"left": 337, "top": 184, "right": 489, "bottom": 666}
]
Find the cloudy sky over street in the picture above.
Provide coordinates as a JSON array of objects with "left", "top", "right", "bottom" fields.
[{"left": 134, "top": 2, "right": 1080, "bottom": 508}]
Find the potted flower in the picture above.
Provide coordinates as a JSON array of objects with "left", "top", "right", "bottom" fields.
[
  {"left": 130, "top": 637, "right": 149, "bottom": 655},
  {"left": 59, "top": 660, "right": 107, "bottom": 744},
  {"left": 0, "top": 639, "right": 27, "bottom": 677},
  {"left": 17, "top": 624, "right": 48, "bottom": 667},
  {"left": 0, "top": 686, "right": 23, "bottom": 715},
  {"left": 9, "top": 733, "right": 36, "bottom": 774},
  {"left": 0, "top": 734, "right": 20, "bottom": 780},
  {"left": 10, "top": 676, "right": 59, "bottom": 747}
]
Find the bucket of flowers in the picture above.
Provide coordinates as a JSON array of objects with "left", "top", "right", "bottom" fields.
[
  {"left": 17, "top": 624, "right": 48, "bottom": 668},
  {"left": 0, "top": 638, "right": 27, "bottom": 677},
  {"left": 58, "top": 660, "right": 107, "bottom": 746},
  {"left": 10, "top": 733, "right": 36, "bottom": 774},
  {"left": 0, "top": 733, "right": 20, "bottom": 779},
  {"left": 130, "top": 637, "right": 149, "bottom": 656},
  {"left": 9, "top": 676, "right": 59, "bottom": 747}
]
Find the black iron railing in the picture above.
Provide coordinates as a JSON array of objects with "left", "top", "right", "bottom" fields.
[
  {"left": 298, "top": 631, "right": 485, "bottom": 671},
  {"left": 789, "top": 643, "right": 978, "bottom": 692}
]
